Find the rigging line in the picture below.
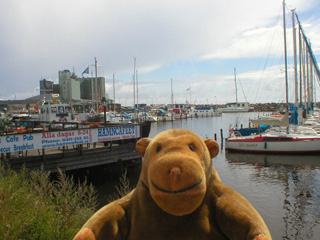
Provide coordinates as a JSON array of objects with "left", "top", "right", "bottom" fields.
[
  {"left": 257, "top": 4, "right": 284, "bottom": 73},
  {"left": 252, "top": 5, "right": 283, "bottom": 103},
  {"left": 236, "top": 75, "right": 248, "bottom": 103},
  {"left": 296, "top": 14, "right": 320, "bottom": 87},
  {"left": 234, "top": 74, "right": 247, "bottom": 123}
]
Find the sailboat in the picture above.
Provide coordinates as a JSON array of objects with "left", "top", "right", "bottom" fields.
[
  {"left": 225, "top": 1, "right": 320, "bottom": 153},
  {"left": 218, "top": 68, "right": 252, "bottom": 113}
]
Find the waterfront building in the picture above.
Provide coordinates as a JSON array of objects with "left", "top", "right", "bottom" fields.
[
  {"left": 80, "top": 77, "right": 106, "bottom": 101},
  {"left": 59, "top": 70, "right": 81, "bottom": 102},
  {"left": 39, "top": 79, "right": 60, "bottom": 96}
]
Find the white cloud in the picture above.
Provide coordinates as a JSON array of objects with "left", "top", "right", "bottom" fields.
[{"left": 0, "top": 0, "right": 319, "bottom": 105}]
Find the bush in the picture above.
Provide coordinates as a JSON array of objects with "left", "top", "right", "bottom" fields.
[{"left": 0, "top": 164, "right": 97, "bottom": 240}]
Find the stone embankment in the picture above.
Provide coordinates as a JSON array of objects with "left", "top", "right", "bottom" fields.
[
  {"left": 250, "top": 102, "right": 320, "bottom": 112},
  {"left": 250, "top": 103, "right": 285, "bottom": 112}
]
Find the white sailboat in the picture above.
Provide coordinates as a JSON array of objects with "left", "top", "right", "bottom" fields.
[
  {"left": 226, "top": 1, "right": 320, "bottom": 153},
  {"left": 218, "top": 68, "right": 252, "bottom": 113}
]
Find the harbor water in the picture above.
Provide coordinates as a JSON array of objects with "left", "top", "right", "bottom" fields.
[{"left": 98, "top": 112, "right": 320, "bottom": 240}]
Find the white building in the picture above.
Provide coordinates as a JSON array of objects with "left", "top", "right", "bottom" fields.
[{"left": 59, "top": 70, "right": 81, "bottom": 102}]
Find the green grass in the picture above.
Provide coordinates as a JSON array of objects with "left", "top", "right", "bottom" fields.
[{"left": 0, "top": 163, "right": 98, "bottom": 240}]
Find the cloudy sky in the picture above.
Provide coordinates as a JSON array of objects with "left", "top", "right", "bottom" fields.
[{"left": 1, "top": 0, "right": 320, "bottom": 106}]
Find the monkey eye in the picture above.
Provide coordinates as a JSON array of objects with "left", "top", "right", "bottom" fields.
[
  {"left": 156, "top": 145, "right": 162, "bottom": 152},
  {"left": 189, "top": 144, "right": 196, "bottom": 151}
]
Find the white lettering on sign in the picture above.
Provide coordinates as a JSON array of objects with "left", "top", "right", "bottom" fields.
[{"left": 0, "top": 125, "right": 140, "bottom": 153}]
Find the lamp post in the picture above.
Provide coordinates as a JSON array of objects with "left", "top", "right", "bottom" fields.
[{"left": 101, "top": 97, "right": 107, "bottom": 127}]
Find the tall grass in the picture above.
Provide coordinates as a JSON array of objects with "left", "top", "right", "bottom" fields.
[
  {"left": 0, "top": 163, "right": 98, "bottom": 240},
  {"left": 107, "top": 169, "right": 136, "bottom": 202}
]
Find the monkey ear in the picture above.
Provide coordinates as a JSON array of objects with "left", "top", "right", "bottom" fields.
[
  {"left": 204, "top": 138, "right": 219, "bottom": 158},
  {"left": 136, "top": 138, "right": 152, "bottom": 156}
]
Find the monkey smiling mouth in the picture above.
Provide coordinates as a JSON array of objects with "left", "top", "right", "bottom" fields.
[{"left": 151, "top": 179, "right": 202, "bottom": 194}]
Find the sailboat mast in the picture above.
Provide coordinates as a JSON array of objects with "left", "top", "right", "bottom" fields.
[
  {"left": 136, "top": 69, "right": 139, "bottom": 112},
  {"left": 292, "top": 9, "right": 299, "bottom": 124},
  {"left": 292, "top": 9, "right": 298, "bottom": 109},
  {"left": 283, "top": 1, "right": 289, "bottom": 111},
  {"left": 113, "top": 73, "right": 115, "bottom": 114},
  {"left": 303, "top": 41, "right": 307, "bottom": 108},
  {"left": 91, "top": 69, "right": 94, "bottom": 110},
  {"left": 171, "top": 78, "right": 174, "bottom": 107},
  {"left": 234, "top": 68, "right": 238, "bottom": 104},
  {"left": 95, "top": 57, "right": 98, "bottom": 111},
  {"left": 133, "top": 57, "right": 136, "bottom": 110},
  {"left": 306, "top": 46, "right": 310, "bottom": 110},
  {"left": 298, "top": 21, "right": 303, "bottom": 108}
]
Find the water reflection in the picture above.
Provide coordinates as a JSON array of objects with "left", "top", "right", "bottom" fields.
[
  {"left": 91, "top": 115, "right": 320, "bottom": 239},
  {"left": 225, "top": 151, "right": 320, "bottom": 239},
  {"left": 225, "top": 151, "right": 320, "bottom": 167}
]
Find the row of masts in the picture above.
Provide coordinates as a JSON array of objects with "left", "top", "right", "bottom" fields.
[
  {"left": 85, "top": 57, "right": 138, "bottom": 115},
  {"left": 88, "top": 1, "right": 319, "bottom": 118},
  {"left": 283, "top": 0, "right": 320, "bottom": 124},
  {"left": 82, "top": 57, "right": 101, "bottom": 112}
]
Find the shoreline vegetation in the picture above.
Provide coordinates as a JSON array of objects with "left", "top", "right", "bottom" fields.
[
  {"left": 0, "top": 162, "right": 134, "bottom": 240},
  {"left": 0, "top": 163, "right": 98, "bottom": 240}
]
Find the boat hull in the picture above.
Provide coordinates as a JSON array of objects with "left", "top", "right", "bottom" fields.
[
  {"left": 219, "top": 108, "right": 250, "bottom": 113},
  {"left": 225, "top": 138, "right": 320, "bottom": 153}
]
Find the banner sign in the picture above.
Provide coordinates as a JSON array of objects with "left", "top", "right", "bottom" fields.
[{"left": 0, "top": 125, "right": 140, "bottom": 154}]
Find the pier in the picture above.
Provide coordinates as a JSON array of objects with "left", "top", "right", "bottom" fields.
[
  {"left": 1, "top": 122, "right": 150, "bottom": 173},
  {"left": 3, "top": 142, "right": 140, "bottom": 173}
]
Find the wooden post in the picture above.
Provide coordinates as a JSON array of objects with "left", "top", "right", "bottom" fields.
[
  {"left": 220, "top": 129, "right": 224, "bottom": 143},
  {"left": 63, "top": 146, "right": 66, "bottom": 157},
  {"left": 80, "top": 144, "right": 83, "bottom": 155}
]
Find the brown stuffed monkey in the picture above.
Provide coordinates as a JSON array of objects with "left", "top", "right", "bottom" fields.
[{"left": 74, "top": 129, "right": 272, "bottom": 240}]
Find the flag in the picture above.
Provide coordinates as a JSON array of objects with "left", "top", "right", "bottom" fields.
[
  {"left": 186, "top": 87, "right": 191, "bottom": 91},
  {"left": 82, "top": 66, "right": 89, "bottom": 75}
]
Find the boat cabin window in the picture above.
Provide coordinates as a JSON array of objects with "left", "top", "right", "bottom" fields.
[
  {"left": 58, "top": 106, "right": 64, "bottom": 113},
  {"left": 65, "top": 106, "right": 71, "bottom": 113},
  {"left": 263, "top": 137, "right": 292, "bottom": 141},
  {"left": 41, "top": 108, "right": 46, "bottom": 114},
  {"left": 51, "top": 107, "right": 57, "bottom": 113}
]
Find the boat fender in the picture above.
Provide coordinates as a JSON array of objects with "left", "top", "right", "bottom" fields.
[{"left": 264, "top": 142, "right": 267, "bottom": 149}]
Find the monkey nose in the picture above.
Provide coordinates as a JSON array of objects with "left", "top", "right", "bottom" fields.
[{"left": 168, "top": 167, "right": 181, "bottom": 175}]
